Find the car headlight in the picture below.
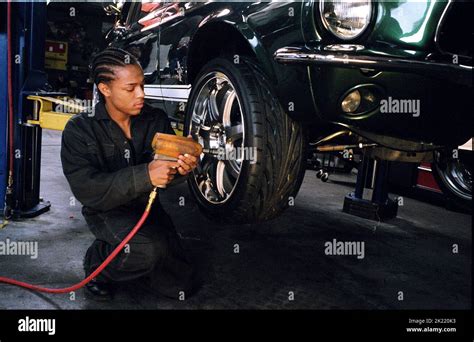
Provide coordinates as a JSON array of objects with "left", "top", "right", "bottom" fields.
[{"left": 319, "top": 0, "right": 372, "bottom": 40}]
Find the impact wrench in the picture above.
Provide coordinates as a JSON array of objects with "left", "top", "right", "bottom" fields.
[{"left": 0, "top": 133, "right": 203, "bottom": 294}]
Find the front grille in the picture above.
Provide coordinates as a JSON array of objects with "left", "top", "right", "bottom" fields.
[{"left": 436, "top": 1, "right": 473, "bottom": 60}]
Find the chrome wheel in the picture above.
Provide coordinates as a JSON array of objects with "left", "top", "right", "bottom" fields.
[
  {"left": 189, "top": 72, "right": 245, "bottom": 204},
  {"left": 436, "top": 155, "right": 472, "bottom": 201}
]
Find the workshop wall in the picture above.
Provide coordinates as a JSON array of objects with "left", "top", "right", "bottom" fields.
[{"left": 45, "top": 2, "right": 114, "bottom": 100}]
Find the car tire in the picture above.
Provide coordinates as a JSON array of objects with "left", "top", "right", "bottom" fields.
[
  {"left": 184, "top": 56, "right": 306, "bottom": 223},
  {"left": 432, "top": 147, "right": 472, "bottom": 212}
]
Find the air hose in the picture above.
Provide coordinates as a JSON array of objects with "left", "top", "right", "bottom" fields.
[{"left": 0, "top": 187, "right": 158, "bottom": 294}]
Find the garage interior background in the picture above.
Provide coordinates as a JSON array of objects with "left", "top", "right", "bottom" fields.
[
  {"left": 0, "top": 2, "right": 115, "bottom": 219},
  {"left": 44, "top": 2, "right": 113, "bottom": 99},
  {"left": 0, "top": 0, "right": 458, "bottom": 220}
]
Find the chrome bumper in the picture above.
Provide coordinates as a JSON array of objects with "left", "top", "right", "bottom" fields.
[{"left": 274, "top": 46, "right": 472, "bottom": 87}]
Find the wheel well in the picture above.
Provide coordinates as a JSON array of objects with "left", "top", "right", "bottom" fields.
[{"left": 187, "top": 22, "right": 256, "bottom": 84}]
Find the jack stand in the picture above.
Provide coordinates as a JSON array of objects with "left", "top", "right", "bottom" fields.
[
  {"left": 14, "top": 122, "right": 51, "bottom": 219},
  {"left": 343, "top": 154, "right": 398, "bottom": 221}
]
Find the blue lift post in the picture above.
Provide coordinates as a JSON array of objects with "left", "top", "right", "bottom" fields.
[
  {"left": 1, "top": 1, "right": 51, "bottom": 218},
  {"left": 0, "top": 3, "right": 8, "bottom": 212}
]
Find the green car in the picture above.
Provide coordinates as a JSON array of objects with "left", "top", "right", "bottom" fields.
[{"left": 106, "top": 0, "right": 472, "bottom": 222}]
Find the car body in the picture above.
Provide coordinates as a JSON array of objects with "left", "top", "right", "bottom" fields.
[{"left": 104, "top": 0, "right": 472, "bottom": 222}]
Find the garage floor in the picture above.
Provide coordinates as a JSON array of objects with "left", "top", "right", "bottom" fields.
[{"left": 0, "top": 130, "right": 471, "bottom": 309}]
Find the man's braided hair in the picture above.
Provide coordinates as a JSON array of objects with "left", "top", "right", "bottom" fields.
[{"left": 89, "top": 47, "right": 141, "bottom": 103}]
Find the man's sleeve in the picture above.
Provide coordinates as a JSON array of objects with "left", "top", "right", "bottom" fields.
[{"left": 60, "top": 120, "right": 154, "bottom": 212}]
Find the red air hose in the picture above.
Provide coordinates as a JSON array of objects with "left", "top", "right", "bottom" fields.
[{"left": 0, "top": 188, "right": 158, "bottom": 294}]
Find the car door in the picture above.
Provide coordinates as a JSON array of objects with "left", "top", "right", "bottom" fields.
[
  {"left": 113, "top": 1, "right": 165, "bottom": 112},
  {"left": 157, "top": 1, "right": 208, "bottom": 130}
]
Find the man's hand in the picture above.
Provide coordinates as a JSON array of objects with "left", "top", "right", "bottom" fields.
[
  {"left": 176, "top": 135, "right": 199, "bottom": 176},
  {"left": 147, "top": 160, "right": 180, "bottom": 187}
]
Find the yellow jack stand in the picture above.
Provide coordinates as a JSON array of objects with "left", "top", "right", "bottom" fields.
[{"left": 26, "top": 95, "right": 85, "bottom": 131}]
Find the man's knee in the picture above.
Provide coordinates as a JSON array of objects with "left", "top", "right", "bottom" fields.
[{"left": 116, "top": 236, "right": 168, "bottom": 273}]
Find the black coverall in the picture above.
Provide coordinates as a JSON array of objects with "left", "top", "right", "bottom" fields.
[{"left": 60, "top": 101, "right": 196, "bottom": 298}]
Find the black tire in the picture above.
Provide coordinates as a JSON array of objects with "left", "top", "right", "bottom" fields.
[
  {"left": 432, "top": 148, "right": 472, "bottom": 212},
  {"left": 185, "top": 56, "right": 306, "bottom": 223}
]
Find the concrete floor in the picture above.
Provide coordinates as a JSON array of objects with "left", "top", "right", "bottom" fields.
[{"left": 0, "top": 130, "right": 471, "bottom": 309}]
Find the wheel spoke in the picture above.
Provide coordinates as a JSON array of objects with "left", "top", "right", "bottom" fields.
[
  {"left": 215, "top": 160, "right": 227, "bottom": 198},
  {"left": 224, "top": 159, "right": 240, "bottom": 179},
  {"left": 225, "top": 124, "right": 243, "bottom": 144},
  {"left": 199, "top": 125, "right": 211, "bottom": 140},
  {"left": 218, "top": 85, "right": 235, "bottom": 123},
  {"left": 207, "top": 89, "right": 220, "bottom": 121},
  {"left": 199, "top": 154, "right": 214, "bottom": 175}
]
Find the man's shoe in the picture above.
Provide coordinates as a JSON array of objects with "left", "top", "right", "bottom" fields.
[{"left": 84, "top": 278, "right": 114, "bottom": 302}]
